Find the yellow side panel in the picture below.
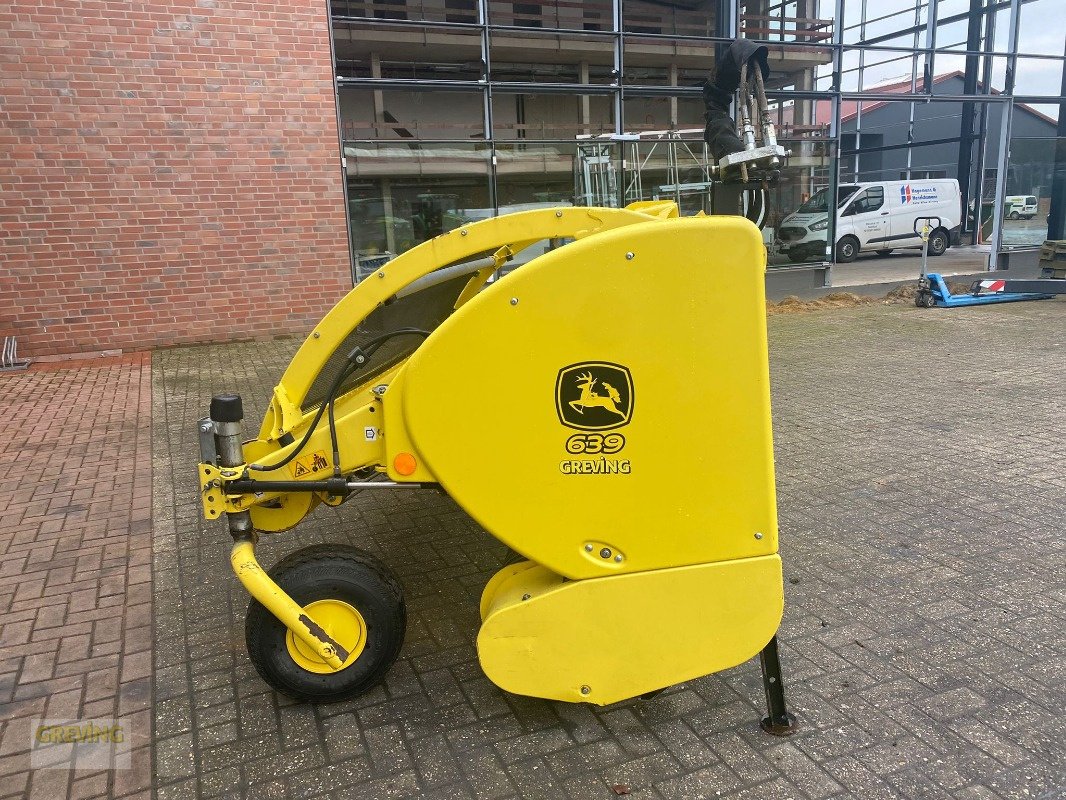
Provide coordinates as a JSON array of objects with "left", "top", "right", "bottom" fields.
[
  {"left": 399, "top": 216, "right": 777, "bottom": 579},
  {"left": 382, "top": 369, "right": 437, "bottom": 483},
  {"left": 268, "top": 206, "right": 673, "bottom": 419},
  {"left": 477, "top": 555, "right": 783, "bottom": 704},
  {"left": 479, "top": 560, "right": 537, "bottom": 621}
]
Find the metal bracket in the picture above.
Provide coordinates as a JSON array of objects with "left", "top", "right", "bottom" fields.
[
  {"left": 198, "top": 463, "right": 226, "bottom": 520},
  {"left": 198, "top": 417, "right": 218, "bottom": 465},
  {"left": 198, "top": 465, "right": 427, "bottom": 520},
  {"left": 718, "top": 145, "right": 788, "bottom": 181},
  {"left": 268, "top": 383, "right": 303, "bottom": 442},
  {"left": 492, "top": 244, "right": 516, "bottom": 266}
]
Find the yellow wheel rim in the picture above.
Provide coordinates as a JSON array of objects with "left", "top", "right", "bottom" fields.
[{"left": 285, "top": 599, "right": 367, "bottom": 674}]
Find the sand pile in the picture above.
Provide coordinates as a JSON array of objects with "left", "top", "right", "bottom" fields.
[
  {"left": 883, "top": 283, "right": 918, "bottom": 302},
  {"left": 766, "top": 292, "right": 879, "bottom": 315},
  {"left": 767, "top": 279, "right": 978, "bottom": 314}
]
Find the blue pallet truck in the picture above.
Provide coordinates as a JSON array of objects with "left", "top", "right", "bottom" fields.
[{"left": 913, "top": 216, "right": 1060, "bottom": 308}]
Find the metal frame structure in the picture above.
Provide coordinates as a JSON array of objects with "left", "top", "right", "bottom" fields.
[
  {"left": 329, "top": 0, "right": 1066, "bottom": 275},
  {"left": 575, "top": 129, "right": 716, "bottom": 208},
  {"left": 838, "top": 0, "right": 1066, "bottom": 266}
]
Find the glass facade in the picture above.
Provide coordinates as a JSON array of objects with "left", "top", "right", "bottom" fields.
[{"left": 330, "top": 0, "right": 1066, "bottom": 277}]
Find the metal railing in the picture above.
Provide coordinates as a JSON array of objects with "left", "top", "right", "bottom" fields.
[
  {"left": 1, "top": 336, "right": 30, "bottom": 371},
  {"left": 330, "top": 0, "right": 835, "bottom": 42}
]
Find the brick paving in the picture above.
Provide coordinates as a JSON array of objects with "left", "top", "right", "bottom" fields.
[
  {"left": 11, "top": 300, "right": 1064, "bottom": 799},
  {"left": 148, "top": 300, "right": 1066, "bottom": 800},
  {"left": 0, "top": 355, "right": 153, "bottom": 799}
]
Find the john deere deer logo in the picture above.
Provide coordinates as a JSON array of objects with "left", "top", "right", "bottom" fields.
[
  {"left": 570, "top": 372, "right": 626, "bottom": 417},
  {"left": 556, "top": 362, "right": 633, "bottom": 431}
]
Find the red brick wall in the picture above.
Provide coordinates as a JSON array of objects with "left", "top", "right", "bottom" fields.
[{"left": 0, "top": 0, "right": 352, "bottom": 358}]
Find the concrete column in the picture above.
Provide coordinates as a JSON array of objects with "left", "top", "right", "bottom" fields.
[
  {"left": 795, "top": 68, "right": 814, "bottom": 163},
  {"left": 382, "top": 179, "right": 396, "bottom": 254},
  {"left": 579, "top": 61, "right": 591, "bottom": 135},
  {"left": 371, "top": 53, "right": 385, "bottom": 136},
  {"left": 669, "top": 64, "right": 678, "bottom": 128}
]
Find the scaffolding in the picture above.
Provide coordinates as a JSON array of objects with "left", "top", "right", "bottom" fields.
[{"left": 575, "top": 130, "right": 716, "bottom": 213}]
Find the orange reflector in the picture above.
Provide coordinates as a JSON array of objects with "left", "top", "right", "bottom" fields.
[{"left": 393, "top": 452, "right": 417, "bottom": 476}]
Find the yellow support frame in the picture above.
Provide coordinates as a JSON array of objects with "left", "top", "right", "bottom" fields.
[
  {"left": 199, "top": 204, "right": 686, "bottom": 674},
  {"left": 197, "top": 201, "right": 787, "bottom": 703},
  {"left": 200, "top": 204, "right": 682, "bottom": 525},
  {"left": 230, "top": 540, "right": 346, "bottom": 671},
  {"left": 257, "top": 204, "right": 679, "bottom": 442}
]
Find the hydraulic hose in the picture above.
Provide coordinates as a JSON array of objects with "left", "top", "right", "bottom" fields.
[{"left": 247, "top": 328, "right": 429, "bottom": 473}]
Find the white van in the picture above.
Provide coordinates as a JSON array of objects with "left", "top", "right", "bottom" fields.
[
  {"left": 1004, "top": 195, "right": 1038, "bottom": 220},
  {"left": 776, "top": 179, "right": 961, "bottom": 263}
]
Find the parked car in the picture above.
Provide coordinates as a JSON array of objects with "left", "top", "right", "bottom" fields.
[
  {"left": 776, "top": 179, "right": 962, "bottom": 263},
  {"left": 1004, "top": 195, "right": 1038, "bottom": 220},
  {"left": 348, "top": 197, "right": 415, "bottom": 256}
]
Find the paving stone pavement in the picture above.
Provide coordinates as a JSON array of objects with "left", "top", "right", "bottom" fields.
[
  {"left": 0, "top": 355, "right": 154, "bottom": 800},
  {"left": 151, "top": 301, "right": 1066, "bottom": 800}
]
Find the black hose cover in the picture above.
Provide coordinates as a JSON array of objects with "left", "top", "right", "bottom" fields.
[
  {"left": 704, "top": 110, "right": 745, "bottom": 162},
  {"left": 703, "top": 38, "right": 771, "bottom": 162},
  {"left": 709, "top": 38, "right": 770, "bottom": 98}
]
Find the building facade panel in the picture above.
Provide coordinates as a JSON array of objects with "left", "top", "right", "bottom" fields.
[
  {"left": 2, "top": 0, "right": 1064, "bottom": 358},
  {"left": 333, "top": 2, "right": 842, "bottom": 274}
]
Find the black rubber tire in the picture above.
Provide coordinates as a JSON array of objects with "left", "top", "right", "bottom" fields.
[
  {"left": 921, "top": 293, "right": 936, "bottom": 308},
  {"left": 876, "top": 249, "right": 893, "bottom": 256},
  {"left": 245, "top": 543, "right": 406, "bottom": 703},
  {"left": 835, "top": 236, "right": 859, "bottom": 263},
  {"left": 928, "top": 229, "right": 949, "bottom": 257},
  {"left": 1008, "top": 211, "right": 1020, "bottom": 220}
]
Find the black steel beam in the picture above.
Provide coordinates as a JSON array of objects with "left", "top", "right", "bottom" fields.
[
  {"left": 957, "top": 0, "right": 986, "bottom": 238},
  {"left": 842, "top": 134, "right": 963, "bottom": 157},
  {"left": 1001, "top": 280, "right": 1066, "bottom": 294},
  {"left": 1049, "top": 39, "right": 1066, "bottom": 241}
]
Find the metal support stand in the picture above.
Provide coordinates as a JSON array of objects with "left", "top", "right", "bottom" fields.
[
  {"left": 759, "top": 636, "right": 798, "bottom": 736},
  {"left": 210, "top": 394, "right": 254, "bottom": 539}
]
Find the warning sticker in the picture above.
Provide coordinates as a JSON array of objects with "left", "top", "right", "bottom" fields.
[{"left": 290, "top": 450, "right": 330, "bottom": 478}]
